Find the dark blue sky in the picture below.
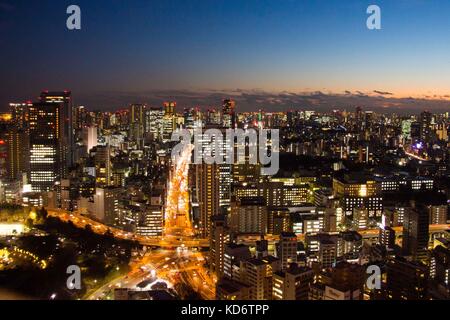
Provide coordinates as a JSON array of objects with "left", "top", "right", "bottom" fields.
[{"left": 1, "top": 0, "right": 450, "bottom": 111}]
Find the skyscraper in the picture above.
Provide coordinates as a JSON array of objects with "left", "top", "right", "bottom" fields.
[
  {"left": 386, "top": 257, "right": 428, "bottom": 300},
  {"left": 419, "top": 110, "right": 432, "bottom": 141},
  {"left": 210, "top": 215, "right": 230, "bottom": 278},
  {"left": 39, "top": 91, "right": 73, "bottom": 175},
  {"left": 402, "top": 207, "right": 430, "bottom": 262},
  {"left": 277, "top": 232, "right": 298, "bottom": 271},
  {"left": 222, "top": 99, "right": 236, "bottom": 129},
  {"left": 7, "top": 128, "right": 28, "bottom": 181},
  {"left": 82, "top": 126, "right": 97, "bottom": 154},
  {"left": 164, "top": 102, "right": 176, "bottom": 116},
  {"left": 162, "top": 102, "right": 177, "bottom": 143},
  {"left": 195, "top": 163, "right": 220, "bottom": 238},
  {"left": 144, "top": 106, "right": 164, "bottom": 140},
  {"left": 94, "top": 146, "right": 112, "bottom": 187},
  {"left": 28, "top": 102, "right": 62, "bottom": 192},
  {"left": 129, "top": 104, "right": 145, "bottom": 144}
]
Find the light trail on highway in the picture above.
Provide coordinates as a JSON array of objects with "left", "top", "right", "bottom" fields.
[{"left": 82, "top": 143, "right": 216, "bottom": 300}]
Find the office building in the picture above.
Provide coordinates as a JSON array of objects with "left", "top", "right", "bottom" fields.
[
  {"left": 195, "top": 163, "right": 220, "bottom": 238},
  {"left": 210, "top": 215, "right": 231, "bottom": 278},
  {"left": 272, "top": 265, "right": 314, "bottom": 300},
  {"left": 402, "top": 207, "right": 430, "bottom": 262},
  {"left": 28, "top": 102, "right": 63, "bottom": 192},
  {"left": 386, "top": 257, "right": 428, "bottom": 300},
  {"left": 39, "top": 91, "right": 73, "bottom": 172},
  {"left": 277, "top": 232, "right": 298, "bottom": 271}
]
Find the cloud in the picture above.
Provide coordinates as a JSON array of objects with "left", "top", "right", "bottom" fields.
[
  {"left": 71, "top": 88, "right": 450, "bottom": 114},
  {"left": 373, "top": 90, "right": 393, "bottom": 95}
]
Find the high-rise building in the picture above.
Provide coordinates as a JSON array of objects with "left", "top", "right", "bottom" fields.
[
  {"left": 386, "top": 257, "right": 428, "bottom": 300},
  {"left": 92, "top": 187, "right": 121, "bottom": 225},
  {"left": 164, "top": 102, "right": 176, "bottom": 116},
  {"left": 195, "top": 163, "right": 220, "bottom": 238},
  {"left": 162, "top": 114, "right": 177, "bottom": 143},
  {"left": 429, "top": 205, "right": 448, "bottom": 225},
  {"left": 206, "top": 108, "right": 221, "bottom": 126},
  {"left": 28, "top": 102, "right": 63, "bottom": 192},
  {"left": 272, "top": 265, "right": 314, "bottom": 300},
  {"left": 240, "top": 257, "right": 280, "bottom": 300},
  {"left": 402, "top": 207, "right": 430, "bottom": 262},
  {"left": 210, "top": 215, "right": 230, "bottom": 278},
  {"left": 229, "top": 197, "right": 267, "bottom": 235},
  {"left": 419, "top": 110, "right": 432, "bottom": 141},
  {"left": 94, "top": 146, "right": 112, "bottom": 187},
  {"left": 379, "top": 225, "right": 396, "bottom": 249},
  {"left": 430, "top": 245, "right": 450, "bottom": 298},
  {"left": 318, "top": 238, "right": 337, "bottom": 268},
  {"left": 9, "top": 102, "right": 30, "bottom": 129},
  {"left": 74, "top": 105, "right": 87, "bottom": 130},
  {"left": 223, "top": 243, "right": 251, "bottom": 280},
  {"left": 222, "top": 99, "right": 236, "bottom": 129},
  {"left": 128, "top": 104, "right": 145, "bottom": 144},
  {"left": 39, "top": 91, "right": 73, "bottom": 173},
  {"left": 333, "top": 175, "right": 383, "bottom": 217},
  {"left": 401, "top": 119, "right": 412, "bottom": 140},
  {"left": 277, "top": 232, "right": 298, "bottom": 271},
  {"left": 82, "top": 126, "right": 97, "bottom": 154},
  {"left": 144, "top": 106, "right": 164, "bottom": 140},
  {"left": 7, "top": 127, "right": 28, "bottom": 181},
  {"left": 234, "top": 181, "right": 310, "bottom": 207},
  {"left": 256, "top": 239, "right": 269, "bottom": 259},
  {"left": 323, "top": 262, "right": 365, "bottom": 300},
  {"left": 183, "top": 108, "right": 202, "bottom": 130},
  {"left": 136, "top": 205, "right": 163, "bottom": 236}
]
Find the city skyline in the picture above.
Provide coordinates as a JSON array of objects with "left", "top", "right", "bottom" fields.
[
  {"left": 0, "top": 1, "right": 449, "bottom": 304},
  {"left": 2, "top": 1, "right": 450, "bottom": 110},
  {"left": 0, "top": 89, "right": 449, "bottom": 301}
]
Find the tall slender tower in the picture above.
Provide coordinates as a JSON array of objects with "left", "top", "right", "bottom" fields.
[
  {"left": 129, "top": 104, "right": 145, "bottom": 144},
  {"left": 39, "top": 91, "right": 73, "bottom": 176},
  {"left": 195, "top": 163, "right": 220, "bottom": 238},
  {"left": 28, "top": 102, "right": 63, "bottom": 192},
  {"left": 222, "top": 99, "right": 236, "bottom": 129},
  {"left": 403, "top": 207, "right": 430, "bottom": 262}
]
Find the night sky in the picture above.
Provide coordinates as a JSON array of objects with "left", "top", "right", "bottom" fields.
[{"left": 1, "top": 0, "right": 450, "bottom": 111}]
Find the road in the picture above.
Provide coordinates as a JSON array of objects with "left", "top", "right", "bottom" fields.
[
  {"left": 82, "top": 144, "right": 216, "bottom": 300},
  {"left": 47, "top": 141, "right": 450, "bottom": 300}
]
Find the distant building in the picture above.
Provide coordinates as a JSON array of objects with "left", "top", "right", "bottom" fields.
[
  {"left": 272, "top": 265, "right": 314, "bottom": 300},
  {"left": 82, "top": 126, "right": 97, "bottom": 153},
  {"left": 323, "top": 262, "right": 365, "bottom": 300},
  {"left": 92, "top": 187, "right": 121, "bottom": 224},
  {"left": 240, "top": 256, "right": 280, "bottom": 300},
  {"left": 277, "top": 232, "right": 298, "bottom": 271},
  {"left": 379, "top": 226, "right": 396, "bottom": 249},
  {"left": 223, "top": 243, "right": 251, "bottom": 281},
  {"left": 210, "top": 215, "right": 230, "bottom": 278},
  {"left": 229, "top": 197, "right": 267, "bottom": 234},
  {"left": 386, "top": 257, "right": 428, "bottom": 300},
  {"left": 402, "top": 207, "right": 430, "bottom": 262},
  {"left": 216, "top": 278, "right": 251, "bottom": 300}
]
